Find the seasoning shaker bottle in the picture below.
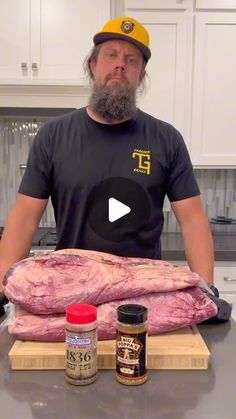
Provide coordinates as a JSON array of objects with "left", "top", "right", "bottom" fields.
[
  {"left": 116, "top": 304, "right": 148, "bottom": 385},
  {"left": 65, "top": 304, "right": 98, "bottom": 385}
]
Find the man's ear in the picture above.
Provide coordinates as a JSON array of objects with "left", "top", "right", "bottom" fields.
[
  {"left": 139, "top": 68, "right": 146, "bottom": 83},
  {"left": 89, "top": 59, "right": 96, "bottom": 79}
]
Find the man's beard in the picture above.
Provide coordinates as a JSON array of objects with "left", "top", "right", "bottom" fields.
[{"left": 88, "top": 79, "right": 137, "bottom": 122}]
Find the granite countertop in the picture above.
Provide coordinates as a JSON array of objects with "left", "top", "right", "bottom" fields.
[
  {"left": 161, "top": 232, "right": 236, "bottom": 262},
  {"left": 30, "top": 230, "right": 236, "bottom": 262},
  {"left": 0, "top": 321, "right": 236, "bottom": 419}
]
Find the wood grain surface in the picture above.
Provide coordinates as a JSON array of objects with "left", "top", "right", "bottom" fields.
[{"left": 8, "top": 325, "right": 210, "bottom": 371}]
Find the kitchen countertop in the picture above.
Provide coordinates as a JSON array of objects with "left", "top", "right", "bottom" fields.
[
  {"left": 0, "top": 320, "right": 236, "bottom": 419},
  {"left": 30, "top": 231, "right": 236, "bottom": 262},
  {"left": 161, "top": 232, "right": 236, "bottom": 262}
]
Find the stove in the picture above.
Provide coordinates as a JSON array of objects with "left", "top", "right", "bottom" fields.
[
  {"left": 32, "top": 227, "right": 52, "bottom": 245},
  {"left": 210, "top": 217, "right": 236, "bottom": 234},
  {"left": 210, "top": 216, "right": 236, "bottom": 225},
  {"left": 39, "top": 228, "right": 57, "bottom": 246},
  {"left": 0, "top": 227, "right": 57, "bottom": 247}
]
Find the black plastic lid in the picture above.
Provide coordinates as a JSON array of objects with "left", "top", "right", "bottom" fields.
[{"left": 117, "top": 304, "right": 147, "bottom": 324}]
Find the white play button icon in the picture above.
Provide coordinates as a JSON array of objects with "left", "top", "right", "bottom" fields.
[{"left": 108, "top": 197, "right": 131, "bottom": 222}]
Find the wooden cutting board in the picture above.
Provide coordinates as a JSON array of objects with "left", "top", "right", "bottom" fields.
[{"left": 8, "top": 325, "right": 210, "bottom": 371}]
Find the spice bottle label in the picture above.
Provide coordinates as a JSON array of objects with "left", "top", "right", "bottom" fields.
[
  {"left": 66, "top": 328, "right": 97, "bottom": 383},
  {"left": 116, "top": 330, "right": 147, "bottom": 379}
]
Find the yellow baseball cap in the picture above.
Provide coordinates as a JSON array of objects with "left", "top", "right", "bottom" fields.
[{"left": 93, "top": 16, "right": 151, "bottom": 62}]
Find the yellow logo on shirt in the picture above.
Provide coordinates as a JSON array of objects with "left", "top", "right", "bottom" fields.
[{"left": 132, "top": 149, "right": 151, "bottom": 175}]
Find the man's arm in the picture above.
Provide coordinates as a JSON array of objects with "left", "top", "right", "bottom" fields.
[
  {"left": 171, "top": 195, "right": 214, "bottom": 285},
  {"left": 0, "top": 193, "right": 48, "bottom": 291}
]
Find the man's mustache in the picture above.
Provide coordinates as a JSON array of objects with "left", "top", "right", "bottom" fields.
[{"left": 104, "top": 73, "right": 128, "bottom": 84}]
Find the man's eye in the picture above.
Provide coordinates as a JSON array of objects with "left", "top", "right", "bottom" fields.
[
  {"left": 105, "top": 51, "right": 116, "bottom": 59},
  {"left": 127, "top": 57, "right": 138, "bottom": 66}
]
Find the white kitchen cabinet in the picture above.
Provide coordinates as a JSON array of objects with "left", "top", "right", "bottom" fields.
[
  {"left": 124, "top": 1, "right": 236, "bottom": 166},
  {"left": 171, "top": 261, "right": 236, "bottom": 293},
  {"left": 190, "top": 13, "right": 236, "bottom": 166},
  {"left": 214, "top": 263, "right": 236, "bottom": 321},
  {"left": 0, "top": 0, "right": 110, "bottom": 85},
  {"left": 124, "top": 9, "right": 191, "bottom": 143},
  {"left": 214, "top": 263, "right": 236, "bottom": 294},
  {"left": 196, "top": 0, "right": 236, "bottom": 10},
  {"left": 0, "top": 0, "right": 30, "bottom": 79},
  {"left": 125, "top": 0, "right": 190, "bottom": 10}
]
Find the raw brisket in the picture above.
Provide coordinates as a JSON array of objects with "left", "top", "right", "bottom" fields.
[
  {"left": 3, "top": 249, "right": 201, "bottom": 315},
  {"left": 9, "top": 287, "right": 217, "bottom": 341}
]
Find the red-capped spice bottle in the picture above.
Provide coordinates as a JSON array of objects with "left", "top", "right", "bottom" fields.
[
  {"left": 116, "top": 304, "right": 148, "bottom": 385},
  {"left": 65, "top": 304, "right": 97, "bottom": 385}
]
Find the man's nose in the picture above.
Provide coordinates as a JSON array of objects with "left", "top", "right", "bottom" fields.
[
  {"left": 115, "top": 65, "right": 125, "bottom": 73},
  {"left": 114, "top": 56, "right": 126, "bottom": 72}
]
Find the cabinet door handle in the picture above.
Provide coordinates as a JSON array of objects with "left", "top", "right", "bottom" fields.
[
  {"left": 21, "top": 62, "right": 27, "bottom": 70},
  {"left": 19, "top": 164, "right": 27, "bottom": 170},
  {"left": 223, "top": 276, "right": 236, "bottom": 282},
  {"left": 32, "top": 62, "right": 38, "bottom": 70}
]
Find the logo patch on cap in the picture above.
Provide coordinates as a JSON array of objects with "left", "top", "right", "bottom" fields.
[{"left": 120, "top": 20, "right": 135, "bottom": 34}]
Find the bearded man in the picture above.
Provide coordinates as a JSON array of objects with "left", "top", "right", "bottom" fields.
[{"left": 0, "top": 16, "right": 214, "bottom": 290}]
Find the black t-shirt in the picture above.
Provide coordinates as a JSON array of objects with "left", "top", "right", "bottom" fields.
[{"left": 19, "top": 107, "right": 200, "bottom": 258}]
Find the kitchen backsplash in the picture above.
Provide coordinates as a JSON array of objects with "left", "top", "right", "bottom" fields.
[
  {"left": 0, "top": 117, "right": 236, "bottom": 231},
  {"left": 164, "top": 169, "right": 236, "bottom": 232},
  {"left": 0, "top": 117, "right": 54, "bottom": 226}
]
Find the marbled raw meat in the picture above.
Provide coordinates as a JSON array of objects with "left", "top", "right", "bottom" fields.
[
  {"left": 3, "top": 249, "right": 201, "bottom": 315},
  {"left": 9, "top": 287, "right": 217, "bottom": 341},
  {"left": 4, "top": 249, "right": 200, "bottom": 314}
]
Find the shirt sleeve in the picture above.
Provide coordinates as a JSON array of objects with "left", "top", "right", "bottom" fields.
[
  {"left": 18, "top": 122, "right": 52, "bottom": 199},
  {"left": 166, "top": 129, "right": 200, "bottom": 202}
]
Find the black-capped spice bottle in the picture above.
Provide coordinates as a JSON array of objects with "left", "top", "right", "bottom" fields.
[
  {"left": 65, "top": 304, "right": 97, "bottom": 385},
  {"left": 116, "top": 304, "right": 148, "bottom": 385}
]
